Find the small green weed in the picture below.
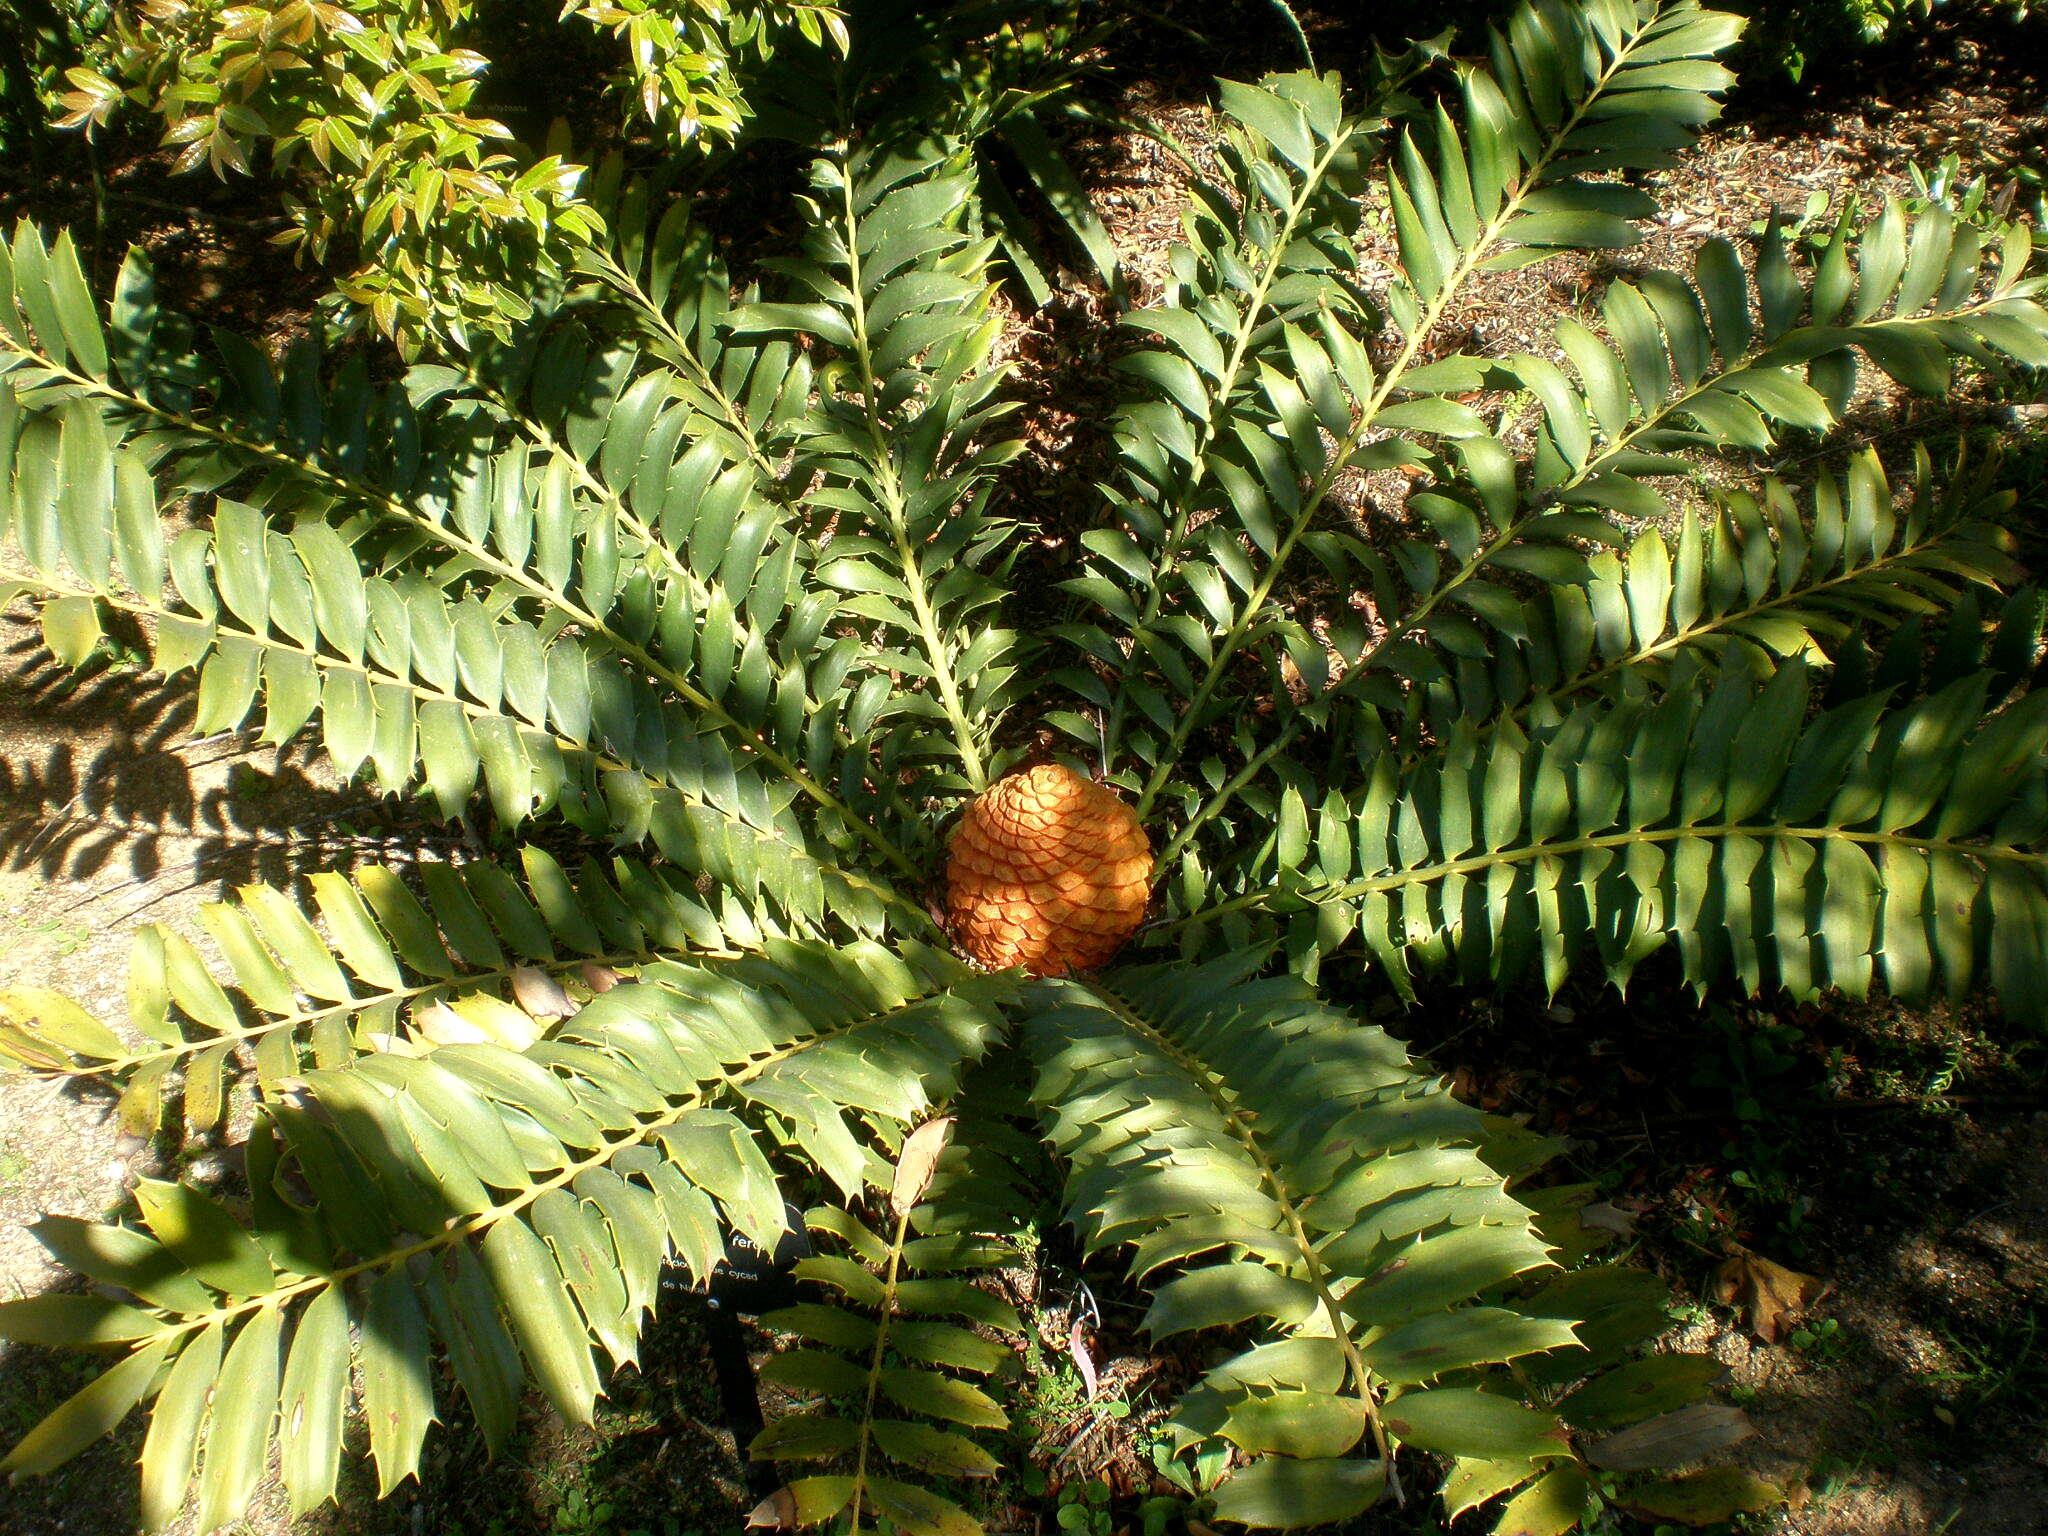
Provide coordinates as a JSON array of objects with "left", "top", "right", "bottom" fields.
[
  {"left": 1788, "top": 1315, "right": 1850, "bottom": 1364},
  {"left": 1147, "top": 1435, "right": 1231, "bottom": 1511},
  {"left": 476, "top": 1498, "right": 699, "bottom": 1536},
  {"left": 1691, "top": 1007, "right": 1806, "bottom": 1127},
  {"left": 1015, "top": 1323, "right": 1134, "bottom": 1453},
  {"left": 1904, "top": 152, "right": 2047, "bottom": 242},
  {"left": 1687, "top": 1007, "right": 1821, "bottom": 1251},
  {"left": 554, "top": 1488, "right": 611, "bottom": 1536},
  {"left": 1869, "top": 1037, "right": 1966, "bottom": 1105},
  {"left": 1748, "top": 188, "right": 1834, "bottom": 245},
  {"left": 1053, "top": 1478, "right": 1114, "bottom": 1536},
  {"left": 1926, "top": 1307, "right": 2045, "bottom": 1412},
  {"left": 1666, "top": 1294, "right": 1716, "bottom": 1329},
  {"left": 89, "top": 633, "right": 149, "bottom": 673},
  {"left": 22, "top": 919, "right": 91, "bottom": 956}
]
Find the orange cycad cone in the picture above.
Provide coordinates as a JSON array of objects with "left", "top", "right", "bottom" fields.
[{"left": 945, "top": 763, "right": 1153, "bottom": 976}]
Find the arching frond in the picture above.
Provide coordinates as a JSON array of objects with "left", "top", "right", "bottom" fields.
[
  {"left": 1408, "top": 447, "right": 2019, "bottom": 741},
  {"left": 1054, "top": 68, "right": 1382, "bottom": 796},
  {"left": 0, "top": 221, "right": 927, "bottom": 887},
  {"left": 1025, "top": 959, "right": 1751, "bottom": 1532},
  {"left": 1070, "top": 4, "right": 2048, "bottom": 858},
  {"left": 0, "top": 942, "right": 1007, "bottom": 1527},
  {"left": 1024, "top": 960, "right": 1573, "bottom": 1524},
  {"left": 0, "top": 847, "right": 759, "bottom": 1136},
  {"left": 0, "top": 447, "right": 899, "bottom": 938},
  {"left": 751, "top": 1172, "right": 1023, "bottom": 1536},
  {"left": 1170, "top": 665, "right": 2048, "bottom": 1018},
  {"left": 731, "top": 142, "right": 1028, "bottom": 802},
  {"left": 574, "top": 160, "right": 815, "bottom": 476},
  {"left": 0, "top": 228, "right": 941, "bottom": 910},
  {"left": 1068, "top": 2, "right": 1746, "bottom": 824}
]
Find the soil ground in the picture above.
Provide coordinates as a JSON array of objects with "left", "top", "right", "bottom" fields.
[{"left": 4, "top": 2, "right": 2048, "bottom": 1535}]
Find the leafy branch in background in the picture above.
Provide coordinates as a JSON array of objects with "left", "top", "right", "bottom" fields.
[
  {"left": 54, "top": 0, "right": 845, "bottom": 350},
  {"left": 0, "top": 0, "right": 110, "bottom": 158},
  {"left": 1717, "top": 0, "right": 2036, "bottom": 80},
  {"left": 563, "top": 0, "right": 845, "bottom": 139},
  {"left": 1, "top": 2, "right": 2047, "bottom": 1533}
]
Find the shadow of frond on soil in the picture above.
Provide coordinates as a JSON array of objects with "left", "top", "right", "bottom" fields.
[{"left": 0, "top": 625, "right": 459, "bottom": 924}]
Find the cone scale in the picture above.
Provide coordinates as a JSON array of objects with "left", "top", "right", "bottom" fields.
[{"left": 944, "top": 763, "right": 1153, "bottom": 977}]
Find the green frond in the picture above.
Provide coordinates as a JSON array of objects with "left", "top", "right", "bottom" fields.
[
  {"left": 400, "top": 335, "right": 922, "bottom": 881},
  {"left": 1386, "top": 202, "right": 2047, "bottom": 504},
  {"left": 1432, "top": 1259, "right": 1737, "bottom": 1532},
  {"left": 2, "top": 234, "right": 479, "bottom": 534},
  {"left": 1, "top": 269, "right": 938, "bottom": 928},
  {"left": 0, "top": 221, "right": 929, "bottom": 889},
  {"left": 0, "top": 449, "right": 895, "bottom": 939},
  {"left": 573, "top": 162, "right": 820, "bottom": 474},
  {"left": 1172, "top": 665, "right": 2048, "bottom": 1017},
  {"left": 1824, "top": 579, "right": 2044, "bottom": 712},
  {"left": 907, "top": 1061, "right": 1047, "bottom": 1240},
  {"left": 1391, "top": 1, "right": 1742, "bottom": 308},
  {"left": 1055, "top": 68, "right": 1378, "bottom": 786},
  {"left": 751, "top": 1173, "right": 1023, "bottom": 1536},
  {"left": 731, "top": 142, "right": 1029, "bottom": 799},
  {"left": 1309, "top": 201, "right": 2046, "bottom": 710},
  {"left": 1418, "top": 1178, "right": 1763, "bottom": 1530},
  {"left": 1069, "top": 1, "right": 1745, "bottom": 822},
  {"left": 1023, "top": 959, "right": 1573, "bottom": 1525},
  {"left": 0, "top": 847, "right": 751, "bottom": 1135},
  {"left": 1410, "top": 447, "right": 2019, "bottom": 738},
  {"left": 1023, "top": 960, "right": 1755, "bottom": 1532},
  {"left": 0, "top": 942, "right": 1007, "bottom": 1529},
  {"left": 1095, "top": 49, "right": 2046, "bottom": 855}
]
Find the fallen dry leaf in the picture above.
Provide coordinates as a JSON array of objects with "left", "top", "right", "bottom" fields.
[
  {"left": 413, "top": 1001, "right": 491, "bottom": 1046},
  {"left": 1712, "top": 1246, "right": 1830, "bottom": 1343},
  {"left": 890, "top": 1115, "right": 955, "bottom": 1217},
  {"left": 747, "top": 1487, "right": 798, "bottom": 1529},
  {"left": 1580, "top": 1201, "right": 1638, "bottom": 1237},
  {"left": 1587, "top": 1403, "right": 1756, "bottom": 1471},
  {"left": 1622, "top": 1466, "right": 1786, "bottom": 1526},
  {"left": 509, "top": 965, "right": 575, "bottom": 1018},
  {"left": 1069, "top": 1315, "right": 1099, "bottom": 1400}
]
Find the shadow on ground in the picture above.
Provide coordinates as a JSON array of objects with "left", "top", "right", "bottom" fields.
[{"left": 0, "top": 621, "right": 464, "bottom": 930}]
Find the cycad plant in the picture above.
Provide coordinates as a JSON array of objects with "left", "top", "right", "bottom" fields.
[{"left": 4, "top": 1, "right": 2048, "bottom": 1532}]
